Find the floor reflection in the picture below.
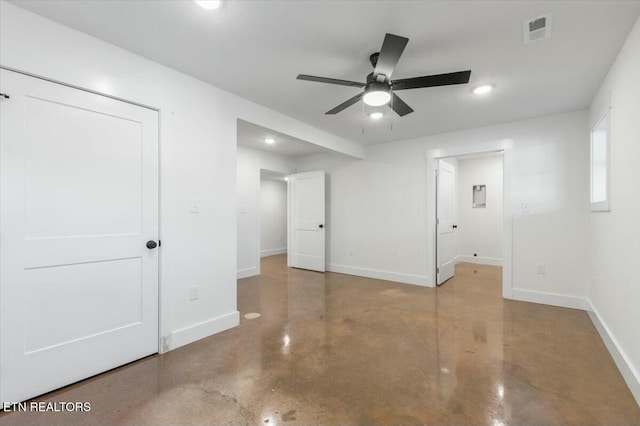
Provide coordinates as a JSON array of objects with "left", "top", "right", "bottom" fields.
[{"left": 2, "top": 255, "right": 638, "bottom": 425}]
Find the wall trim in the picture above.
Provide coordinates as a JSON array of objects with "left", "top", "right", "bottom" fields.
[
  {"left": 455, "top": 255, "right": 503, "bottom": 266},
  {"left": 327, "top": 263, "right": 428, "bottom": 286},
  {"left": 237, "top": 267, "right": 258, "bottom": 279},
  {"left": 586, "top": 299, "right": 640, "bottom": 405},
  {"left": 170, "top": 311, "right": 239, "bottom": 351},
  {"left": 260, "top": 248, "right": 287, "bottom": 258},
  {"left": 509, "top": 288, "right": 588, "bottom": 310}
]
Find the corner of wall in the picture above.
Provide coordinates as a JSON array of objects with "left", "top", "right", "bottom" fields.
[
  {"left": 170, "top": 311, "right": 240, "bottom": 351},
  {"left": 237, "top": 267, "right": 259, "bottom": 279},
  {"left": 508, "top": 288, "right": 588, "bottom": 311},
  {"left": 586, "top": 299, "right": 640, "bottom": 406},
  {"left": 326, "top": 263, "right": 430, "bottom": 287}
]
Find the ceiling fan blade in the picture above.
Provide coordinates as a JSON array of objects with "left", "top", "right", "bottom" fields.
[
  {"left": 297, "top": 74, "right": 365, "bottom": 88},
  {"left": 374, "top": 33, "right": 409, "bottom": 80},
  {"left": 392, "top": 70, "right": 472, "bottom": 91},
  {"left": 326, "top": 93, "right": 364, "bottom": 115},
  {"left": 389, "top": 92, "right": 413, "bottom": 117}
]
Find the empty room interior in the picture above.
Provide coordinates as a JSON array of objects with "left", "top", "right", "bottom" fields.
[{"left": 1, "top": 1, "right": 639, "bottom": 425}]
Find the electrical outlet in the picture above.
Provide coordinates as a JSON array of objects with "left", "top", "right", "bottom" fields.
[
  {"left": 189, "top": 285, "right": 200, "bottom": 301},
  {"left": 536, "top": 263, "right": 546, "bottom": 275},
  {"left": 347, "top": 248, "right": 354, "bottom": 256}
]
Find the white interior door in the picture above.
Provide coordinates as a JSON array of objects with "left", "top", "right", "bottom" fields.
[
  {"left": 288, "top": 171, "right": 325, "bottom": 272},
  {"left": 437, "top": 159, "right": 457, "bottom": 285},
  {"left": 0, "top": 70, "right": 159, "bottom": 403}
]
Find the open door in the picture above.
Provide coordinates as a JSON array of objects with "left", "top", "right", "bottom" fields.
[
  {"left": 436, "top": 159, "right": 457, "bottom": 285},
  {"left": 288, "top": 171, "right": 325, "bottom": 272}
]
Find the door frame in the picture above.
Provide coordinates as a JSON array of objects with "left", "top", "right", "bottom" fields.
[
  {"left": 426, "top": 140, "right": 513, "bottom": 299},
  {"left": 256, "top": 168, "right": 289, "bottom": 275},
  {"left": 0, "top": 66, "right": 167, "bottom": 356}
]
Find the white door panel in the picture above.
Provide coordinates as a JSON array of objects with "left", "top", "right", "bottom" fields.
[
  {"left": 24, "top": 258, "right": 143, "bottom": 353},
  {"left": 0, "top": 70, "right": 159, "bottom": 403},
  {"left": 437, "top": 160, "right": 457, "bottom": 285},
  {"left": 288, "top": 171, "right": 325, "bottom": 272}
]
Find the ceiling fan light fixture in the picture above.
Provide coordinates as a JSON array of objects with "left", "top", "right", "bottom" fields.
[
  {"left": 473, "top": 84, "right": 494, "bottom": 95},
  {"left": 363, "top": 82, "right": 391, "bottom": 106},
  {"left": 194, "top": 0, "right": 222, "bottom": 10},
  {"left": 368, "top": 111, "right": 384, "bottom": 120},
  {"left": 363, "top": 91, "right": 391, "bottom": 106}
]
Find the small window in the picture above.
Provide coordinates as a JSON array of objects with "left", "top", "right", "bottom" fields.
[
  {"left": 472, "top": 185, "right": 486, "bottom": 208},
  {"left": 591, "top": 113, "right": 610, "bottom": 211}
]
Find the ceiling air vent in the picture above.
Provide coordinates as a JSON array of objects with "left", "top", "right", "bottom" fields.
[{"left": 524, "top": 13, "right": 552, "bottom": 44}]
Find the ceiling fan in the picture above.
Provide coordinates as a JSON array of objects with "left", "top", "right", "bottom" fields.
[{"left": 297, "top": 33, "right": 471, "bottom": 117}]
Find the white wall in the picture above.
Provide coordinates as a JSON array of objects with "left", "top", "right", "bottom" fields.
[
  {"left": 455, "top": 154, "right": 503, "bottom": 265},
  {"left": 0, "top": 2, "right": 361, "bottom": 351},
  {"left": 237, "top": 145, "right": 294, "bottom": 278},
  {"left": 588, "top": 16, "right": 640, "bottom": 404},
  {"left": 297, "top": 110, "right": 590, "bottom": 307},
  {"left": 260, "top": 178, "right": 288, "bottom": 257}
]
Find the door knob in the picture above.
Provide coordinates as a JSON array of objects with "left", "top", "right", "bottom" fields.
[
  {"left": 319, "top": 224, "right": 324, "bottom": 229},
  {"left": 146, "top": 240, "right": 158, "bottom": 249}
]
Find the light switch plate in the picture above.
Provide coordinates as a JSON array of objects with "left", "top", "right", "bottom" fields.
[{"left": 536, "top": 263, "right": 546, "bottom": 275}]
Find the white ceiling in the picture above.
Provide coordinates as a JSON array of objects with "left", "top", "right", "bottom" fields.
[
  {"left": 11, "top": 1, "right": 640, "bottom": 145},
  {"left": 237, "top": 119, "right": 331, "bottom": 158}
]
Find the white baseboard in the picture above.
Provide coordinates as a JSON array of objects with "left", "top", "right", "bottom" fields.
[
  {"left": 586, "top": 300, "right": 640, "bottom": 405},
  {"left": 509, "top": 288, "right": 588, "bottom": 310},
  {"left": 237, "top": 267, "right": 258, "bottom": 279},
  {"left": 455, "top": 255, "right": 503, "bottom": 266},
  {"left": 326, "top": 263, "right": 429, "bottom": 287},
  {"left": 170, "top": 311, "right": 239, "bottom": 351},
  {"left": 260, "top": 248, "right": 287, "bottom": 258}
]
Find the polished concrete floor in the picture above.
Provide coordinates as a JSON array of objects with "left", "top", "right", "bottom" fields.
[{"left": 2, "top": 255, "right": 639, "bottom": 425}]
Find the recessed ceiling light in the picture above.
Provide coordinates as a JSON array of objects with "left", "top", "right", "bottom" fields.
[
  {"left": 264, "top": 138, "right": 275, "bottom": 145},
  {"left": 368, "top": 111, "right": 384, "bottom": 120},
  {"left": 473, "top": 84, "right": 494, "bottom": 95},
  {"left": 194, "top": 0, "right": 221, "bottom": 10}
]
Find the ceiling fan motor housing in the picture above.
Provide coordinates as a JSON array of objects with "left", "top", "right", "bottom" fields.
[{"left": 365, "top": 79, "right": 391, "bottom": 94}]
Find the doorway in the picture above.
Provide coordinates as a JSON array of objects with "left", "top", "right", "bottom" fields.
[
  {"left": 436, "top": 153, "right": 504, "bottom": 286},
  {"left": 259, "top": 169, "right": 289, "bottom": 260},
  {"left": 236, "top": 119, "right": 331, "bottom": 279},
  {"left": 426, "top": 141, "right": 513, "bottom": 296}
]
